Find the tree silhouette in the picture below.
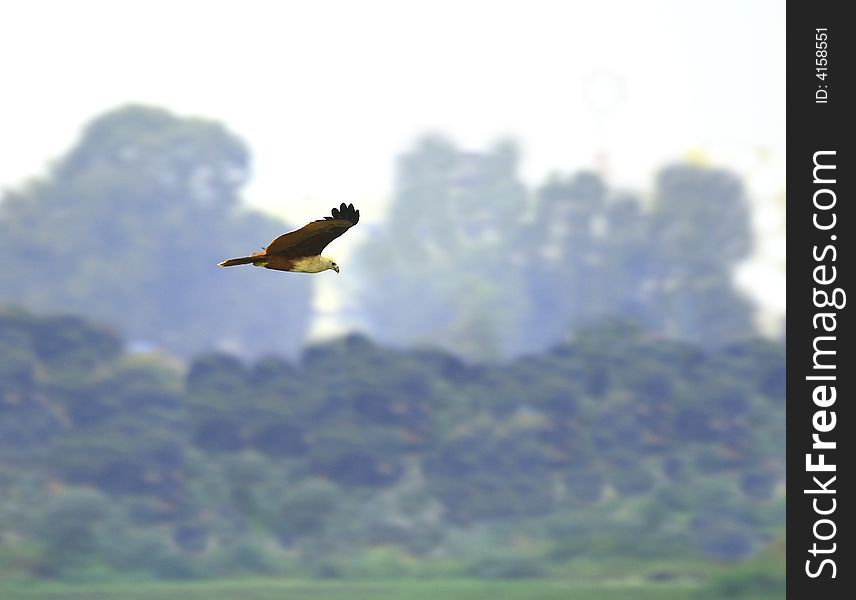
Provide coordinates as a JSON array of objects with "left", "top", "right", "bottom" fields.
[
  {"left": 0, "top": 105, "right": 312, "bottom": 357},
  {"left": 352, "top": 136, "right": 528, "bottom": 360}
]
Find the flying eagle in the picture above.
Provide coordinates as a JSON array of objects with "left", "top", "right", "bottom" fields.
[{"left": 218, "top": 203, "right": 360, "bottom": 273}]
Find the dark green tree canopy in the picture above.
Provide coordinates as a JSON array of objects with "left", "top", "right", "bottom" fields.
[{"left": 0, "top": 309, "right": 784, "bottom": 579}]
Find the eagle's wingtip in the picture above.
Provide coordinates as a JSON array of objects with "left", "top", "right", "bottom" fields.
[{"left": 325, "top": 203, "right": 360, "bottom": 226}]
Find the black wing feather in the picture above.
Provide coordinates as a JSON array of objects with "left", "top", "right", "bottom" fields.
[{"left": 322, "top": 203, "right": 358, "bottom": 226}]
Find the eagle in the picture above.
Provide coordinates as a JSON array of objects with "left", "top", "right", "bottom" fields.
[{"left": 218, "top": 203, "right": 360, "bottom": 273}]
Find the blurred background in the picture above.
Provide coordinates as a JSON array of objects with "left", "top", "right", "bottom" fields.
[{"left": 0, "top": 1, "right": 784, "bottom": 598}]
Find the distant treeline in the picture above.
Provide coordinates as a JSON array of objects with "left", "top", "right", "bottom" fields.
[
  {"left": 1, "top": 308, "right": 784, "bottom": 580},
  {"left": 0, "top": 105, "right": 762, "bottom": 360}
]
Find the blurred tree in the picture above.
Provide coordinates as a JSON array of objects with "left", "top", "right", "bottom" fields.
[
  {"left": 691, "top": 506, "right": 759, "bottom": 560},
  {"left": 645, "top": 165, "right": 756, "bottom": 348},
  {"left": 301, "top": 334, "right": 439, "bottom": 449},
  {"left": 0, "top": 310, "right": 786, "bottom": 579},
  {"left": 272, "top": 478, "right": 341, "bottom": 542},
  {"left": 424, "top": 424, "right": 554, "bottom": 523},
  {"left": 0, "top": 310, "right": 55, "bottom": 461},
  {"left": 518, "top": 165, "right": 756, "bottom": 352},
  {"left": 0, "top": 105, "right": 312, "bottom": 357},
  {"left": 352, "top": 142, "right": 758, "bottom": 359},
  {"left": 516, "top": 172, "right": 611, "bottom": 353},
  {"left": 186, "top": 352, "right": 250, "bottom": 452},
  {"left": 33, "top": 488, "right": 112, "bottom": 575},
  {"left": 307, "top": 425, "right": 406, "bottom": 487},
  {"left": 351, "top": 136, "right": 529, "bottom": 360}
]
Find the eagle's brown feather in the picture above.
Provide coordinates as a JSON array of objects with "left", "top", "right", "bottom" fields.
[
  {"left": 264, "top": 218, "right": 354, "bottom": 257},
  {"left": 218, "top": 203, "right": 359, "bottom": 271}
]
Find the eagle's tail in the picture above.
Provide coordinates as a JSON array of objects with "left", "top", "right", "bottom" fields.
[{"left": 218, "top": 256, "right": 257, "bottom": 267}]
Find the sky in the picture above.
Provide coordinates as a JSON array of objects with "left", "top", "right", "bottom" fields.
[{"left": 0, "top": 0, "right": 785, "bottom": 334}]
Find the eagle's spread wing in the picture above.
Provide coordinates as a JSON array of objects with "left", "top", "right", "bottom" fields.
[{"left": 265, "top": 203, "right": 360, "bottom": 257}]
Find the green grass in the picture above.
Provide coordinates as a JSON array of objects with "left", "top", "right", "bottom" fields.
[{"left": 0, "top": 578, "right": 705, "bottom": 600}]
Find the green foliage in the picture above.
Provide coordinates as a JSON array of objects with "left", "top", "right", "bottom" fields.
[
  {"left": 33, "top": 488, "right": 113, "bottom": 575},
  {"left": 695, "top": 538, "right": 784, "bottom": 599},
  {"left": 273, "top": 479, "right": 341, "bottom": 540},
  {"left": 0, "top": 309, "right": 784, "bottom": 581},
  {"left": 425, "top": 424, "right": 555, "bottom": 522}
]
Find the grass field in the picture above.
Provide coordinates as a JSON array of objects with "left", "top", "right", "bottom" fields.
[{"left": 0, "top": 579, "right": 714, "bottom": 600}]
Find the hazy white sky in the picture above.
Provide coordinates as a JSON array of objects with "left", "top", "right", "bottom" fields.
[{"left": 0, "top": 0, "right": 785, "bottom": 329}]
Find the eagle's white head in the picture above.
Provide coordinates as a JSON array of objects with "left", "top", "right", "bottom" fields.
[
  {"left": 322, "top": 256, "right": 340, "bottom": 273},
  {"left": 290, "top": 255, "right": 340, "bottom": 273}
]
